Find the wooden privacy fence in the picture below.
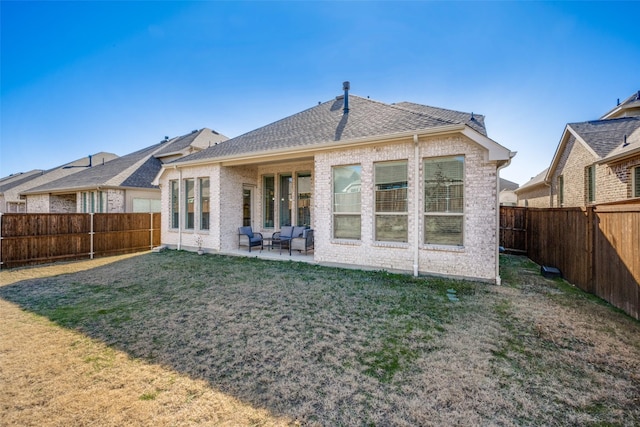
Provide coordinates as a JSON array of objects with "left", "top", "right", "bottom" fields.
[
  {"left": 500, "top": 205, "right": 640, "bottom": 320},
  {"left": 0, "top": 213, "right": 161, "bottom": 269}
]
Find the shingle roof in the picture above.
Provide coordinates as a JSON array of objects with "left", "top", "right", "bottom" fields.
[
  {"left": 0, "top": 170, "right": 44, "bottom": 193},
  {"left": 153, "top": 130, "right": 201, "bottom": 157},
  {"left": 515, "top": 168, "right": 549, "bottom": 192},
  {"left": 393, "top": 102, "right": 487, "bottom": 136},
  {"left": 173, "top": 95, "right": 467, "bottom": 164},
  {"left": 499, "top": 178, "right": 519, "bottom": 191},
  {"left": 569, "top": 117, "right": 640, "bottom": 158},
  {"left": 25, "top": 144, "right": 163, "bottom": 193}
]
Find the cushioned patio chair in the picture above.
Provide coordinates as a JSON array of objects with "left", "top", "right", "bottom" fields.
[
  {"left": 238, "top": 226, "right": 263, "bottom": 252},
  {"left": 272, "top": 226, "right": 304, "bottom": 255},
  {"left": 290, "top": 229, "right": 314, "bottom": 255}
]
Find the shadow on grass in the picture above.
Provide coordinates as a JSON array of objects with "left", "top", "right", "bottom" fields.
[{"left": 0, "top": 251, "right": 476, "bottom": 425}]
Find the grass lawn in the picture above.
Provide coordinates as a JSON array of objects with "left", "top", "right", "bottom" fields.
[{"left": 1, "top": 251, "right": 639, "bottom": 426}]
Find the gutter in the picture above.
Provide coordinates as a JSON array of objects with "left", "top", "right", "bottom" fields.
[{"left": 413, "top": 134, "right": 420, "bottom": 277}]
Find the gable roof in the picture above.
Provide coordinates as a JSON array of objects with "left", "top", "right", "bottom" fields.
[
  {"left": 568, "top": 117, "right": 640, "bottom": 158},
  {"left": 599, "top": 125, "right": 640, "bottom": 163},
  {"left": 499, "top": 178, "right": 519, "bottom": 192},
  {"left": 393, "top": 102, "right": 487, "bottom": 136},
  {"left": 166, "top": 94, "right": 510, "bottom": 169},
  {"left": 22, "top": 129, "right": 217, "bottom": 195},
  {"left": 601, "top": 90, "right": 640, "bottom": 119},
  {"left": 23, "top": 144, "right": 163, "bottom": 194},
  {"left": 515, "top": 168, "right": 548, "bottom": 193},
  {"left": 0, "top": 170, "right": 44, "bottom": 193},
  {"left": 154, "top": 128, "right": 227, "bottom": 158}
]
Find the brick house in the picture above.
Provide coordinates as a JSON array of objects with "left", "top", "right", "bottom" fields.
[
  {"left": 517, "top": 91, "right": 640, "bottom": 207},
  {"left": 548, "top": 91, "right": 640, "bottom": 207},
  {"left": 154, "top": 84, "right": 515, "bottom": 283},
  {"left": 21, "top": 129, "right": 227, "bottom": 213},
  {"left": 0, "top": 153, "right": 118, "bottom": 213}
]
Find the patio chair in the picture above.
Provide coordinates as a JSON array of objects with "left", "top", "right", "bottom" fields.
[
  {"left": 290, "top": 229, "right": 314, "bottom": 255},
  {"left": 272, "top": 226, "right": 303, "bottom": 255},
  {"left": 238, "top": 226, "right": 263, "bottom": 252}
]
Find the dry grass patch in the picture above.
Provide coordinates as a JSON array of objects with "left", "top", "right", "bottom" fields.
[{"left": 1, "top": 252, "right": 639, "bottom": 426}]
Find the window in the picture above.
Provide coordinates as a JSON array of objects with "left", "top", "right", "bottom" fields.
[
  {"left": 587, "top": 165, "right": 596, "bottom": 203},
  {"left": 558, "top": 175, "right": 564, "bottom": 207},
  {"left": 424, "top": 156, "right": 464, "bottom": 246},
  {"left": 333, "top": 165, "right": 361, "bottom": 239},
  {"left": 170, "top": 180, "right": 179, "bottom": 228},
  {"left": 199, "top": 178, "right": 210, "bottom": 230},
  {"left": 634, "top": 166, "right": 640, "bottom": 198},
  {"left": 263, "top": 175, "right": 275, "bottom": 228},
  {"left": 80, "top": 191, "right": 105, "bottom": 213},
  {"left": 185, "top": 179, "right": 195, "bottom": 229},
  {"left": 375, "top": 161, "right": 408, "bottom": 242},
  {"left": 279, "top": 174, "right": 292, "bottom": 227},
  {"left": 297, "top": 172, "right": 312, "bottom": 227}
]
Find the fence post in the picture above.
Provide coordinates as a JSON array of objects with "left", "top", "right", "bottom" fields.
[
  {"left": 150, "top": 212, "right": 153, "bottom": 250},
  {"left": 90, "top": 213, "right": 94, "bottom": 260},
  {"left": 0, "top": 213, "right": 3, "bottom": 268}
]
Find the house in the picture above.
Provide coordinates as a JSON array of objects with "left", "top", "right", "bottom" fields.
[
  {"left": 0, "top": 153, "right": 118, "bottom": 213},
  {"left": 514, "top": 168, "right": 549, "bottom": 207},
  {"left": 22, "top": 129, "right": 227, "bottom": 213},
  {"left": 154, "top": 83, "right": 515, "bottom": 283},
  {"left": 499, "top": 178, "right": 519, "bottom": 206},
  {"left": 546, "top": 91, "right": 640, "bottom": 207}
]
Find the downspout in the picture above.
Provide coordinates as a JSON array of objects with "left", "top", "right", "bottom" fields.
[
  {"left": 178, "top": 166, "right": 183, "bottom": 250},
  {"left": 413, "top": 134, "right": 420, "bottom": 277},
  {"left": 495, "top": 158, "right": 513, "bottom": 285}
]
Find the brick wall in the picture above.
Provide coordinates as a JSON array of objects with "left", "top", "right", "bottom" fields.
[
  {"left": 50, "top": 194, "right": 76, "bottom": 212},
  {"left": 550, "top": 135, "right": 598, "bottom": 207},
  {"left": 26, "top": 194, "right": 50, "bottom": 213},
  {"left": 314, "top": 134, "right": 499, "bottom": 282},
  {"left": 516, "top": 184, "right": 550, "bottom": 207},
  {"left": 597, "top": 156, "right": 640, "bottom": 202}
]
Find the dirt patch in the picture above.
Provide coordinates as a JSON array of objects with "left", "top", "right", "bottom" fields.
[{"left": 1, "top": 252, "right": 638, "bottom": 425}]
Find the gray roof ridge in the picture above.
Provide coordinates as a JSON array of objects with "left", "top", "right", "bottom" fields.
[
  {"left": 394, "top": 101, "right": 485, "bottom": 120},
  {"left": 570, "top": 115, "right": 640, "bottom": 127}
]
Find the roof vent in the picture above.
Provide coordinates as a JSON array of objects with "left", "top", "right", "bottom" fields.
[
  {"left": 623, "top": 134, "right": 629, "bottom": 147},
  {"left": 617, "top": 98, "right": 620, "bottom": 106},
  {"left": 637, "top": 90, "right": 640, "bottom": 100},
  {"left": 192, "top": 129, "right": 198, "bottom": 134},
  {"left": 343, "top": 81, "right": 350, "bottom": 113}
]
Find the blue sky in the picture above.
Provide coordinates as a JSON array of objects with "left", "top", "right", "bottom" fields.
[{"left": 1, "top": 1, "right": 639, "bottom": 186}]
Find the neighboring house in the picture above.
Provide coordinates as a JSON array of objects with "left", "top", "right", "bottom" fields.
[
  {"left": 499, "top": 178, "right": 519, "bottom": 206},
  {"left": 515, "top": 168, "right": 549, "bottom": 207},
  {"left": 0, "top": 153, "right": 118, "bottom": 213},
  {"left": 154, "top": 83, "right": 515, "bottom": 283},
  {"left": 516, "top": 90, "right": 640, "bottom": 208},
  {"left": 546, "top": 91, "right": 640, "bottom": 207},
  {"left": 22, "top": 129, "right": 227, "bottom": 213}
]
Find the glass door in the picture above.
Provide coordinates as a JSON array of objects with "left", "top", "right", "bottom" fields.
[{"left": 243, "top": 187, "right": 252, "bottom": 227}]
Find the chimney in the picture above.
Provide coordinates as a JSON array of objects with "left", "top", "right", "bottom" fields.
[{"left": 343, "top": 81, "right": 350, "bottom": 113}]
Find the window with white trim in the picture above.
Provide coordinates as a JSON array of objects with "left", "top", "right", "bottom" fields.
[
  {"left": 424, "top": 156, "right": 464, "bottom": 246},
  {"left": 170, "top": 180, "right": 179, "bottom": 228},
  {"left": 333, "top": 165, "right": 361, "bottom": 239},
  {"left": 199, "top": 178, "right": 210, "bottom": 230},
  {"left": 586, "top": 165, "right": 596, "bottom": 203},
  {"left": 633, "top": 166, "right": 640, "bottom": 198},
  {"left": 185, "top": 179, "right": 195, "bottom": 229},
  {"left": 375, "top": 161, "right": 408, "bottom": 242}
]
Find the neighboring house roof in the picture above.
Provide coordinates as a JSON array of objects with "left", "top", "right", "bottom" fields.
[
  {"left": 601, "top": 90, "right": 640, "bottom": 119},
  {"left": 515, "top": 168, "right": 548, "bottom": 193},
  {"left": 568, "top": 117, "right": 640, "bottom": 158},
  {"left": 499, "top": 178, "right": 519, "bottom": 192},
  {"left": 0, "top": 170, "right": 44, "bottom": 193},
  {"left": 22, "top": 129, "right": 225, "bottom": 195},
  {"left": 546, "top": 117, "right": 640, "bottom": 181},
  {"left": 599, "top": 125, "right": 640, "bottom": 164},
  {"left": 154, "top": 128, "right": 228, "bottom": 159},
  {"left": 0, "top": 153, "right": 118, "bottom": 201},
  {"left": 23, "top": 144, "right": 163, "bottom": 194},
  {"left": 393, "top": 102, "right": 487, "bottom": 136},
  {"left": 165, "top": 94, "right": 511, "bottom": 168}
]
